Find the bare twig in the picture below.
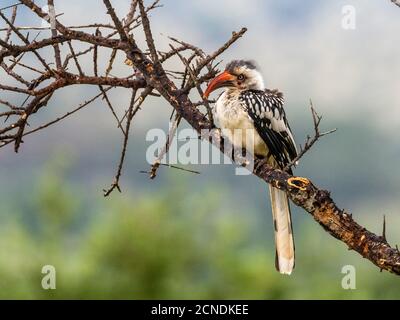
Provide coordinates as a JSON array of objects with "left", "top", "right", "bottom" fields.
[
  {"left": 138, "top": 0, "right": 159, "bottom": 63},
  {"left": 0, "top": 3, "right": 22, "bottom": 11},
  {"left": 0, "top": 88, "right": 112, "bottom": 149},
  {"left": 141, "top": 163, "right": 200, "bottom": 176},
  {"left": 102, "top": 0, "right": 128, "bottom": 42},
  {"left": 105, "top": 49, "right": 117, "bottom": 77},
  {"left": 0, "top": 9, "right": 54, "bottom": 75},
  {"left": 3, "top": 5, "right": 17, "bottom": 44},
  {"left": 67, "top": 41, "right": 84, "bottom": 76},
  {"left": 283, "top": 100, "right": 337, "bottom": 172},
  {"left": 149, "top": 112, "right": 182, "bottom": 179},
  {"left": 104, "top": 89, "right": 138, "bottom": 197},
  {"left": 182, "top": 27, "right": 247, "bottom": 92},
  {"left": 0, "top": 23, "right": 116, "bottom": 32},
  {"left": 124, "top": 0, "right": 138, "bottom": 32},
  {"left": 170, "top": 44, "right": 214, "bottom": 126},
  {"left": 47, "top": 0, "right": 62, "bottom": 70},
  {"left": 118, "top": 86, "right": 152, "bottom": 127}
]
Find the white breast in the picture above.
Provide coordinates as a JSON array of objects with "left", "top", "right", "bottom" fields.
[{"left": 214, "top": 91, "right": 269, "bottom": 157}]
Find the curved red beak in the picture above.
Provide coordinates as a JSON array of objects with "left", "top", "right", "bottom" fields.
[{"left": 203, "top": 71, "right": 235, "bottom": 99}]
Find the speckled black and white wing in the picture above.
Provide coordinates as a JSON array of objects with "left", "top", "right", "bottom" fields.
[{"left": 239, "top": 89, "right": 297, "bottom": 169}]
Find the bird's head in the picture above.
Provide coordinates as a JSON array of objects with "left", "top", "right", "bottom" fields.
[{"left": 203, "top": 60, "right": 264, "bottom": 99}]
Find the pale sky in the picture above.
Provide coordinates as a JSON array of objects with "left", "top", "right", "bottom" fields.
[{"left": 1, "top": 0, "right": 399, "bottom": 134}]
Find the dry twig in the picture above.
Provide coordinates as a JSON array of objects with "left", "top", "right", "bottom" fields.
[{"left": 283, "top": 100, "right": 337, "bottom": 172}]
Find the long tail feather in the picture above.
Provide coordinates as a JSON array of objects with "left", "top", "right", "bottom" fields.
[{"left": 269, "top": 185, "right": 295, "bottom": 275}]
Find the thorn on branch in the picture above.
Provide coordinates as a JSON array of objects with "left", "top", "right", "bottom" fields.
[{"left": 382, "top": 215, "right": 387, "bottom": 242}]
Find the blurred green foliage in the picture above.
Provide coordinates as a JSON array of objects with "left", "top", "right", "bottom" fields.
[{"left": 0, "top": 155, "right": 399, "bottom": 299}]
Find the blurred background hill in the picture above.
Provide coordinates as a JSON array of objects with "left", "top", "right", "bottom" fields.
[
  {"left": 0, "top": 155, "right": 399, "bottom": 299},
  {"left": 0, "top": 0, "right": 399, "bottom": 298}
]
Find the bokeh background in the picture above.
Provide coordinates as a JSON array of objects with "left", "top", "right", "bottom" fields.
[{"left": 0, "top": 0, "right": 399, "bottom": 299}]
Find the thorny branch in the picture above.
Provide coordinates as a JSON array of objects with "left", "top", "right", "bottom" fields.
[{"left": 0, "top": 1, "right": 399, "bottom": 275}]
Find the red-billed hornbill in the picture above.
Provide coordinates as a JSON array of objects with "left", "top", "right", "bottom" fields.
[{"left": 204, "top": 60, "right": 298, "bottom": 275}]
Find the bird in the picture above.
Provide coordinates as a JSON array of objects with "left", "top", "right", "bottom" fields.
[{"left": 203, "top": 60, "right": 298, "bottom": 275}]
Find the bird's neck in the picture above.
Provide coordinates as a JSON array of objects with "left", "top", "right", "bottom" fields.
[
  {"left": 223, "top": 88, "right": 241, "bottom": 101},
  {"left": 224, "top": 85, "right": 263, "bottom": 97}
]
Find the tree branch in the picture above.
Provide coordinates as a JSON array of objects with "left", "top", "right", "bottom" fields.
[
  {"left": 253, "top": 164, "right": 400, "bottom": 274},
  {"left": 0, "top": 1, "right": 398, "bottom": 276}
]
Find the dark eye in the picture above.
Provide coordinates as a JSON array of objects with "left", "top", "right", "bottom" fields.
[{"left": 237, "top": 74, "right": 245, "bottom": 81}]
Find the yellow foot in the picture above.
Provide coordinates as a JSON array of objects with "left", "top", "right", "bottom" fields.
[
  {"left": 124, "top": 58, "right": 133, "bottom": 66},
  {"left": 287, "top": 177, "right": 310, "bottom": 191}
]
